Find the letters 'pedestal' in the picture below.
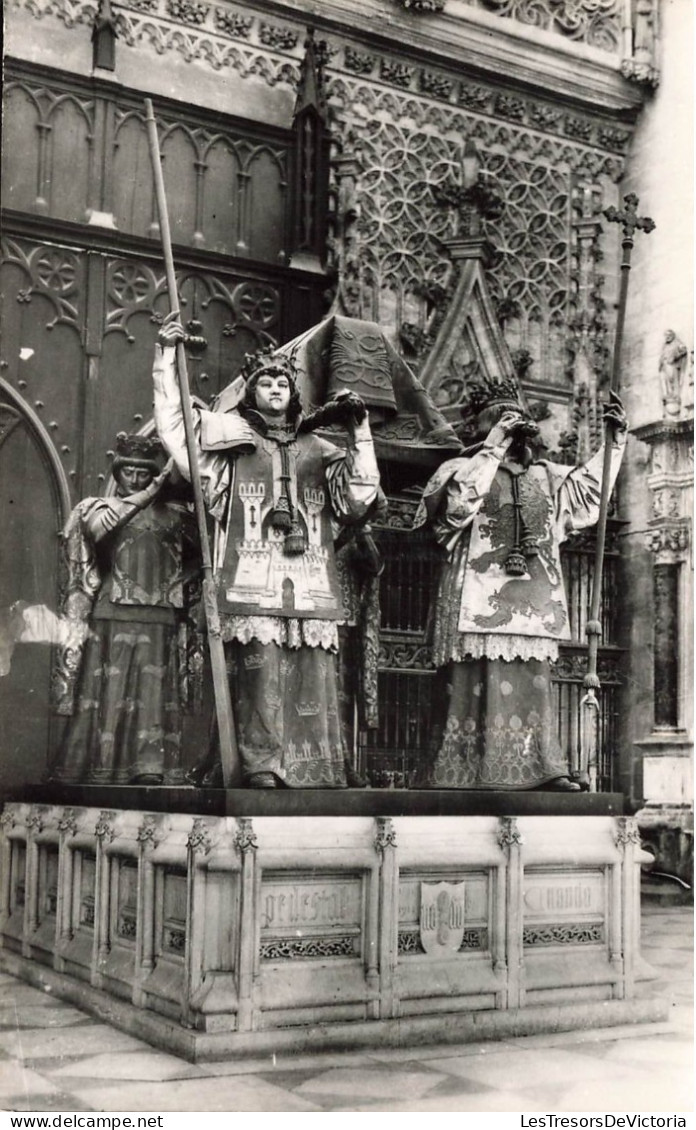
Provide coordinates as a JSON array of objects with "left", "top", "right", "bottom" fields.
[{"left": 0, "top": 790, "right": 665, "bottom": 1060}]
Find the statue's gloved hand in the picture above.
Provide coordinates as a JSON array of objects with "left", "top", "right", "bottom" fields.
[
  {"left": 150, "top": 456, "right": 175, "bottom": 493},
  {"left": 603, "top": 390, "right": 628, "bottom": 434},
  {"left": 333, "top": 389, "right": 368, "bottom": 427},
  {"left": 158, "top": 311, "right": 186, "bottom": 348}
]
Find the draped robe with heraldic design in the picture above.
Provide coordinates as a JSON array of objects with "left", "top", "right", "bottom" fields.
[
  {"left": 414, "top": 430, "right": 626, "bottom": 789},
  {"left": 153, "top": 343, "right": 381, "bottom": 787},
  {"left": 50, "top": 485, "right": 200, "bottom": 785}
]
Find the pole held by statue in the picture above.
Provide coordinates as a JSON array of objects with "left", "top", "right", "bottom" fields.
[
  {"left": 581, "top": 193, "right": 655, "bottom": 791},
  {"left": 144, "top": 97, "right": 241, "bottom": 788}
]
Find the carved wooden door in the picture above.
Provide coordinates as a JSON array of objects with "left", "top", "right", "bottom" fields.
[{"left": 0, "top": 389, "right": 66, "bottom": 794}]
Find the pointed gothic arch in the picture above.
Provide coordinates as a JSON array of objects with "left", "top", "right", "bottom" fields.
[{"left": 0, "top": 378, "right": 72, "bottom": 793}]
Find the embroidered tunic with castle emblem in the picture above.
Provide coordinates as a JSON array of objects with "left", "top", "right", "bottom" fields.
[{"left": 153, "top": 344, "right": 381, "bottom": 786}]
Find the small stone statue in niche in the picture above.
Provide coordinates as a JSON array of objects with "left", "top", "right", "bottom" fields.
[
  {"left": 49, "top": 433, "right": 202, "bottom": 786},
  {"left": 659, "top": 329, "right": 689, "bottom": 418},
  {"left": 413, "top": 374, "right": 627, "bottom": 791},
  {"left": 154, "top": 317, "right": 382, "bottom": 788}
]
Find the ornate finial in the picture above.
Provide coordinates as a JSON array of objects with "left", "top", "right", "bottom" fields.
[
  {"left": 432, "top": 140, "right": 504, "bottom": 239},
  {"left": 614, "top": 816, "right": 642, "bottom": 848},
  {"left": 294, "top": 27, "right": 328, "bottom": 122},
  {"left": 603, "top": 193, "right": 655, "bottom": 243},
  {"left": 137, "top": 814, "right": 161, "bottom": 849},
  {"left": 234, "top": 817, "right": 258, "bottom": 855},
  {"left": 187, "top": 817, "right": 213, "bottom": 855},
  {"left": 94, "top": 810, "right": 117, "bottom": 842},
  {"left": 375, "top": 816, "right": 397, "bottom": 853},
  {"left": 57, "top": 809, "right": 79, "bottom": 838},
  {"left": 497, "top": 816, "right": 524, "bottom": 850}
]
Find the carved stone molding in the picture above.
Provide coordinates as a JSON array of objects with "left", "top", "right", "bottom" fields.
[
  {"left": 94, "top": 810, "right": 117, "bottom": 842},
  {"left": 26, "top": 805, "right": 49, "bottom": 834},
  {"left": 12, "top": 0, "right": 637, "bottom": 159},
  {"left": 497, "top": 816, "right": 523, "bottom": 850},
  {"left": 459, "top": 0, "right": 622, "bottom": 53},
  {"left": 375, "top": 816, "right": 397, "bottom": 853},
  {"left": 394, "top": 0, "right": 445, "bottom": 11},
  {"left": 615, "top": 816, "right": 642, "bottom": 848},
  {"left": 234, "top": 817, "right": 258, "bottom": 855},
  {"left": 551, "top": 652, "right": 622, "bottom": 685},
  {"left": 0, "top": 808, "right": 17, "bottom": 831},
  {"left": 647, "top": 525, "right": 690, "bottom": 564},
  {"left": 620, "top": 0, "right": 660, "bottom": 88},
  {"left": 327, "top": 71, "right": 624, "bottom": 388},
  {"left": 57, "top": 809, "right": 79, "bottom": 837},
  {"left": 260, "top": 935, "right": 357, "bottom": 959},
  {"left": 523, "top": 922, "right": 604, "bottom": 946},
  {"left": 136, "top": 813, "right": 162, "bottom": 849},
  {"left": 187, "top": 817, "right": 214, "bottom": 855},
  {"left": 398, "top": 926, "right": 488, "bottom": 954}
]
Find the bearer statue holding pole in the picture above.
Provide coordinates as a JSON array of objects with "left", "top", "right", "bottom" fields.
[
  {"left": 144, "top": 98, "right": 382, "bottom": 789},
  {"left": 414, "top": 192, "right": 654, "bottom": 793},
  {"left": 413, "top": 376, "right": 628, "bottom": 791},
  {"left": 153, "top": 322, "right": 381, "bottom": 789}
]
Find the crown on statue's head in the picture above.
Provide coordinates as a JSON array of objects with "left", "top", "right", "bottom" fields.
[
  {"left": 463, "top": 375, "right": 525, "bottom": 416},
  {"left": 112, "top": 431, "right": 164, "bottom": 472},
  {"left": 239, "top": 345, "right": 297, "bottom": 387}
]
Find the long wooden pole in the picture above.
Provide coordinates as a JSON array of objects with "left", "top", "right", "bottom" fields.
[
  {"left": 581, "top": 193, "right": 654, "bottom": 790},
  {"left": 144, "top": 98, "right": 240, "bottom": 788}
]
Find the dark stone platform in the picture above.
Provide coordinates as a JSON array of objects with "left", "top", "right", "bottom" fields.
[{"left": 10, "top": 783, "right": 627, "bottom": 817}]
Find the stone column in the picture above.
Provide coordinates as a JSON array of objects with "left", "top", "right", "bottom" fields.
[
  {"left": 632, "top": 414, "right": 693, "bottom": 883},
  {"left": 497, "top": 816, "right": 523, "bottom": 1009},
  {"left": 375, "top": 816, "right": 398, "bottom": 1020},
  {"left": 234, "top": 817, "right": 258, "bottom": 1033},
  {"left": 653, "top": 561, "right": 680, "bottom": 728}
]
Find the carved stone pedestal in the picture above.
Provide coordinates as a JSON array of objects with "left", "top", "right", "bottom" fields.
[{"left": 0, "top": 799, "right": 666, "bottom": 1060}]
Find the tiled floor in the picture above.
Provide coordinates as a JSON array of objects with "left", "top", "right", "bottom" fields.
[{"left": 0, "top": 904, "right": 692, "bottom": 1113}]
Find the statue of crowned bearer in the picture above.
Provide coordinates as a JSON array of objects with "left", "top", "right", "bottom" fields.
[
  {"left": 414, "top": 374, "right": 627, "bottom": 791},
  {"left": 153, "top": 316, "right": 382, "bottom": 789}
]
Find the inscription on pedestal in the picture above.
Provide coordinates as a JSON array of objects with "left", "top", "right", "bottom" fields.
[
  {"left": 523, "top": 870, "right": 604, "bottom": 921},
  {"left": 260, "top": 872, "right": 363, "bottom": 960}
]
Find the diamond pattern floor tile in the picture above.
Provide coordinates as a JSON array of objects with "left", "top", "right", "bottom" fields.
[
  {"left": 0, "top": 1025, "right": 147, "bottom": 1060},
  {"left": 71, "top": 1076, "right": 323, "bottom": 1112},
  {"left": 296, "top": 1066, "right": 447, "bottom": 1101}
]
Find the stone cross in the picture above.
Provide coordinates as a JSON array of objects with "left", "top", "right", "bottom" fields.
[{"left": 603, "top": 192, "right": 655, "bottom": 242}]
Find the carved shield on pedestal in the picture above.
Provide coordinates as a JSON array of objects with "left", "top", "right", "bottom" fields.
[{"left": 419, "top": 881, "right": 466, "bottom": 956}]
